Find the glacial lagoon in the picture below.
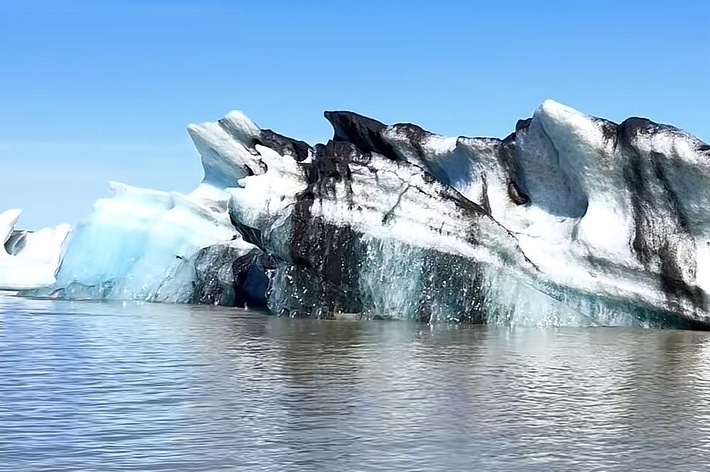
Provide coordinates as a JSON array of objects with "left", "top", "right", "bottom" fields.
[{"left": 2, "top": 295, "right": 710, "bottom": 471}]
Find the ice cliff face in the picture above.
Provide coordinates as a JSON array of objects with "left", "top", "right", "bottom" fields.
[
  {"left": 41, "top": 182, "right": 255, "bottom": 303},
  {"left": 4, "top": 100, "right": 710, "bottom": 328}
]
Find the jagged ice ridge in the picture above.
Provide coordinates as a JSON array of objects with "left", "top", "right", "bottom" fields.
[{"left": 3, "top": 100, "right": 710, "bottom": 328}]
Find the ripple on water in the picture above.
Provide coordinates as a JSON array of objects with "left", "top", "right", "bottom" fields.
[{"left": 2, "top": 295, "right": 710, "bottom": 471}]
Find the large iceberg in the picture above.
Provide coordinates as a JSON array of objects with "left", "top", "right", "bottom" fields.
[{"left": 4, "top": 100, "right": 710, "bottom": 328}]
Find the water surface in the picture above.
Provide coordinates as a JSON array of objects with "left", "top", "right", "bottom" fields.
[{"left": 2, "top": 295, "right": 710, "bottom": 471}]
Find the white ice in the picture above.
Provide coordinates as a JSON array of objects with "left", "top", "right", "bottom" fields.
[{"left": 0, "top": 209, "right": 71, "bottom": 290}]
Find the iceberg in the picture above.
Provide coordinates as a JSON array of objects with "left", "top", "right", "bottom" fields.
[
  {"left": 32, "top": 181, "right": 256, "bottom": 303},
  {"left": 4, "top": 100, "right": 710, "bottom": 328},
  {"left": 0, "top": 209, "right": 71, "bottom": 290},
  {"left": 18, "top": 117, "right": 261, "bottom": 303}
]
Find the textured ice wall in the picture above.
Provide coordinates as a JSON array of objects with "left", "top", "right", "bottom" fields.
[
  {"left": 37, "top": 182, "right": 253, "bottom": 302},
  {"left": 379, "top": 100, "right": 710, "bottom": 324},
  {"left": 189, "top": 101, "right": 710, "bottom": 327},
  {"left": 5, "top": 100, "right": 710, "bottom": 327}
]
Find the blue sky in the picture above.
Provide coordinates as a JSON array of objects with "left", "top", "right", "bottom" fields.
[{"left": 1, "top": 0, "right": 709, "bottom": 228}]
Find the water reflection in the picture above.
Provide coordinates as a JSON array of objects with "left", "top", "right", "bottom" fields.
[{"left": 1, "top": 296, "right": 710, "bottom": 471}]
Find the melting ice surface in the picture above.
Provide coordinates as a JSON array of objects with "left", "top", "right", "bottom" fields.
[
  {"left": 0, "top": 209, "right": 70, "bottom": 291},
  {"left": 46, "top": 182, "right": 251, "bottom": 302},
  {"left": 3, "top": 100, "right": 710, "bottom": 328}
]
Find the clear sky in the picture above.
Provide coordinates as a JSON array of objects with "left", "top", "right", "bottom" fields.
[{"left": 1, "top": 0, "right": 709, "bottom": 229}]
